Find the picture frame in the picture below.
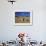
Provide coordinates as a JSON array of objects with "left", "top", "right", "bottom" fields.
[{"left": 14, "top": 10, "right": 33, "bottom": 26}]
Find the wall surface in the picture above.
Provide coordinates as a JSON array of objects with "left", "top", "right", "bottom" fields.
[{"left": 0, "top": 0, "right": 46, "bottom": 42}]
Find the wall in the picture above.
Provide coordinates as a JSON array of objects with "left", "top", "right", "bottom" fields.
[{"left": 0, "top": 0, "right": 46, "bottom": 42}]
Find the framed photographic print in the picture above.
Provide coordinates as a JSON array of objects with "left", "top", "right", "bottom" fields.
[{"left": 14, "top": 11, "right": 33, "bottom": 26}]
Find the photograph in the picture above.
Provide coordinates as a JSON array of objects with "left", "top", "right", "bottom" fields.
[{"left": 15, "top": 11, "right": 32, "bottom": 25}]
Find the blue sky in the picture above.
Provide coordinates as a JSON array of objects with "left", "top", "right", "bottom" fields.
[{"left": 15, "top": 12, "right": 30, "bottom": 16}]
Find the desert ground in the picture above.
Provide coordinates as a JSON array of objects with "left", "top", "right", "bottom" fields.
[{"left": 15, "top": 16, "right": 30, "bottom": 23}]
